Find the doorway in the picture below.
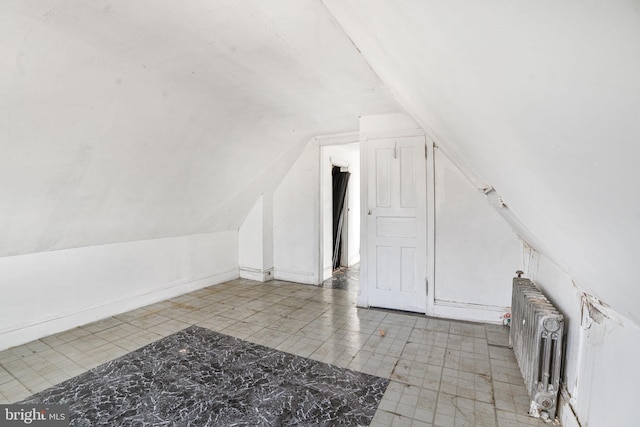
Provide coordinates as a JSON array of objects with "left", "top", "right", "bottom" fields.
[
  {"left": 332, "top": 166, "right": 350, "bottom": 271},
  {"left": 319, "top": 142, "right": 361, "bottom": 283},
  {"left": 361, "top": 135, "right": 429, "bottom": 313}
]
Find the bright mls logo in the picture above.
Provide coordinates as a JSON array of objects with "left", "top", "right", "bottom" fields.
[{"left": 0, "top": 405, "right": 68, "bottom": 426}]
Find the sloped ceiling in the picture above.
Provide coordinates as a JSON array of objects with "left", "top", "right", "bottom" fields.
[
  {"left": 3, "top": 0, "right": 639, "bottom": 328},
  {"left": 0, "top": 0, "right": 401, "bottom": 256},
  {"left": 324, "top": 0, "right": 640, "bottom": 325}
]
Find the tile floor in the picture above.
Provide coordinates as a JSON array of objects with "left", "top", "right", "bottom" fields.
[{"left": 0, "top": 272, "right": 547, "bottom": 426}]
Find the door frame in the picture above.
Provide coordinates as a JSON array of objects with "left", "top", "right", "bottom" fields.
[
  {"left": 339, "top": 189, "right": 349, "bottom": 268},
  {"left": 331, "top": 164, "right": 350, "bottom": 271},
  {"left": 316, "top": 132, "right": 361, "bottom": 283},
  {"left": 358, "top": 129, "right": 435, "bottom": 313}
]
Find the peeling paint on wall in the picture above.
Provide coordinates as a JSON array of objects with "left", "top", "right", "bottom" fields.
[{"left": 580, "top": 292, "right": 614, "bottom": 331}]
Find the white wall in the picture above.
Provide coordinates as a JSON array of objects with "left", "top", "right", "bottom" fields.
[
  {"left": 434, "top": 149, "right": 521, "bottom": 317},
  {"left": 239, "top": 196, "right": 265, "bottom": 273},
  {"left": 0, "top": 0, "right": 400, "bottom": 258},
  {"left": 359, "top": 113, "right": 522, "bottom": 322},
  {"left": 324, "top": 0, "right": 640, "bottom": 328},
  {"left": 273, "top": 139, "right": 321, "bottom": 285},
  {"left": 238, "top": 194, "right": 274, "bottom": 281},
  {"left": 0, "top": 231, "right": 238, "bottom": 351},
  {"left": 320, "top": 143, "right": 361, "bottom": 280},
  {"left": 527, "top": 251, "right": 640, "bottom": 427},
  {"left": 0, "top": 0, "right": 405, "bottom": 358},
  {"left": 273, "top": 135, "right": 362, "bottom": 285}
]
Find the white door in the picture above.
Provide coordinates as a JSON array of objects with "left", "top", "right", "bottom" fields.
[{"left": 366, "top": 136, "right": 428, "bottom": 313}]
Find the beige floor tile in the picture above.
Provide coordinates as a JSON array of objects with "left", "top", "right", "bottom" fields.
[{"left": 0, "top": 273, "right": 542, "bottom": 425}]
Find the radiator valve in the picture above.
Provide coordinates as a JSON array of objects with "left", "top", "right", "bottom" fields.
[
  {"left": 502, "top": 312, "right": 511, "bottom": 326},
  {"left": 516, "top": 270, "right": 524, "bottom": 278}
]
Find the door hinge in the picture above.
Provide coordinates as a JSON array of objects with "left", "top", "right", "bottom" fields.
[
  {"left": 425, "top": 144, "right": 428, "bottom": 159},
  {"left": 425, "top": 278, "right": 429, "bottom": 295},
  {"left": 394, "top": 141, "right": 398, "bottom": 159}
]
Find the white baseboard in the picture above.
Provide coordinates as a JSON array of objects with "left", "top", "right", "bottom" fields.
[
  {"left": 274, "top": 269, "right": 318, "bottom": 285},
  {"left": 0, "top": 268, "right": 239, "bottom": 351},
  {"left": 429, "top": 300, "right": 510, "bottom": 324},
  {"left": 239, "top": 267, "right": 274, "bottom": 282}
]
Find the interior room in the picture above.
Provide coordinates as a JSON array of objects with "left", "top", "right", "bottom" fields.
[{"left": 1, "top": 1, "right": 639, "bottom": 426}]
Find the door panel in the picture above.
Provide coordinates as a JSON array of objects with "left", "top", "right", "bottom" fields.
[
  {"left": 375, "top": 149, "right": 392, "bottom": 207},
  {"left": 376, "top": 217, "right": 416, "bottom": 237},
  {"left": 400, "top": 146, "right": 417, "bottom": 208},
  {"left": 400, "top": 247, "right": 417, "bottom": 292},
  {"left": 376, "top": 246, "right": 393, "bottom": 290},
  {"left": 366, "top": 136, "right": 427, "bottom": 313}
]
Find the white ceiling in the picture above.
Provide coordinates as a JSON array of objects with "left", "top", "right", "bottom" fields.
[
  {"left": 0, "top": 0, "right": 401, "bottom": 256},
  {"left": 324, "top": 0, "right": 640, "bottom": 325},
  {"left": 3, "top": 0, "right": 640, "bottom": 326}
]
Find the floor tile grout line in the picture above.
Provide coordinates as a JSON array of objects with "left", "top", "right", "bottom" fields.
[
  {"left": 3, "top": 336, "right": 90, "bottom": 393},
  {"left": 0, "top": 274, "right": 542, "bottom": 425},
  {"left": 486, "top": 323, "right": 501, "bottom": 427}
]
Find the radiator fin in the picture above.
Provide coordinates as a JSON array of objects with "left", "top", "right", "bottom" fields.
[{"left": 509, "top": 277, "right": 564, "bottom": 420}]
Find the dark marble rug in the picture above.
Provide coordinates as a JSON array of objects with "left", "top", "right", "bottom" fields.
[{"left": 21, "top": 326, "right": 388, "bottom": 426}]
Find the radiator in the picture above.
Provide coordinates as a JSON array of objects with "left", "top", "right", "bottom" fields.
[{"left": 509, "top": 275, "right": 564, "bottom": 421}]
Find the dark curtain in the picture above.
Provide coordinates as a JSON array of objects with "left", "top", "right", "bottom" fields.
[{"left": 332, "top": 166, "right": 351, "bottom": 271}]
